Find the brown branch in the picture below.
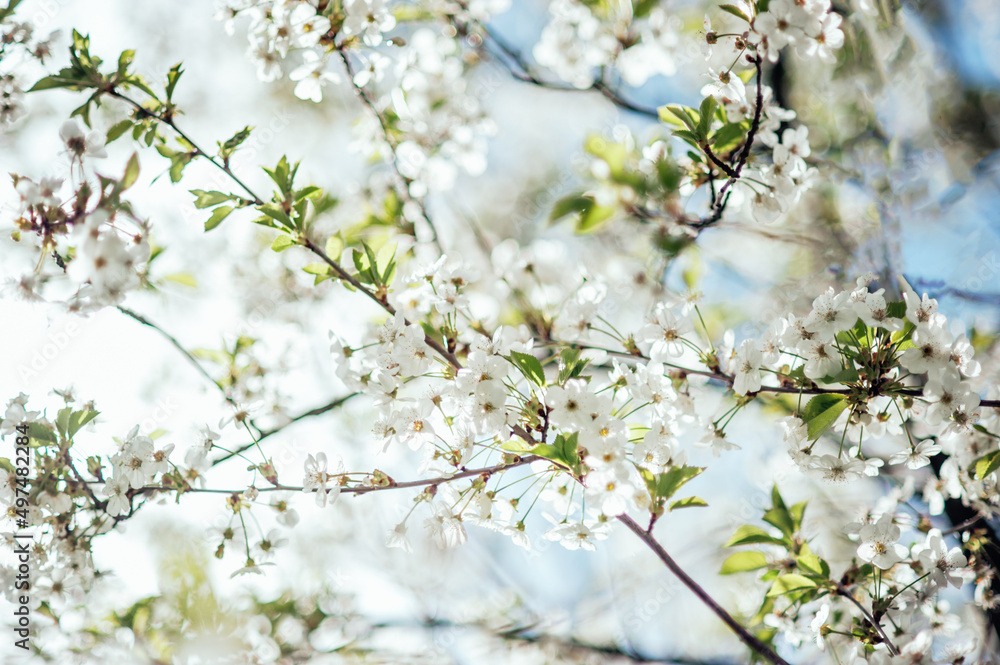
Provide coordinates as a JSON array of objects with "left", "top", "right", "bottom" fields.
[
  {"left": 617, "top": 514, "right": 793, "bottom": 665},
  {"left": 697, "top": 56, "right": 765, "bottom": 229},
  {"left": 123, "top": 454, "right": 542, "bottom": 496}
]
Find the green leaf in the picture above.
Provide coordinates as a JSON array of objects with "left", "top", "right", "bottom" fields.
[
  {"left": 256, "top": 203, "right": 293, "bottom": 229},
  {"left": 720, "top": 551, "right": 768, "bottom": 575},
  {"left": 66, "top": 410, "right": 99, "bottom": 439},
  {"left": 558, "top": 348, "right": 590, "bottom": 384},
  {"left": 106, "top": 119, "right": 133, "bottom": 143},
  {"left": 789, "top": 501, "right": 807, "bottom": 531},
  {"left": 797, "top": 553, "right": 830, "bottom": 578},
  {"left": 0, "top": 0, "right": 23, "bottom": 23},
  {"left": 190, "top": 189, "right": 235, "bottom": 209},
  {"left": 509, "top": 350, "right": 545, "bottom": 387},
  {"left": 501, "top": 438, "right": 534, "bottom": 454},
  {"left": 120, "top": 152, "right": 140, "bottom": 190},
  {"left": 698, "top": 96, "right": 717, "bottom": 138},
  {"left": 974, "top": 451, "right": 1000, "bottom": 479},
  {"left": 549, "top": 194, "right": 592, "bottom": 223},
  {"left": 302, "top": 263, "right": 331, "bottom": 276},
  {"left": 27, "top": 421, "right": 58, "bottom": 446},
  {"left": 658, "top": 104, "right": 698, "bottom": 132},
  {"left": 672, "top": 129, "right": 702, "bottom": 148},
  {"left": 271, "top": 234, "right": 296, "bottom": 252},
  {"left": 886, "top": 300, "right": 907, "bottom": 319},
  {"left": 655, "top": 465, "right": 704, "bottom": 502},
  {"left": 576, "top": 202, "right": 615, "bottom": 233},
  {"left": 710, "top": 122, "right": 749, "bottom": 154},
  {"left": 324, "top": 235, "right": 344, "bottom": 262},
  {"left": 204, "top": 205, "right": 234, "bottom": 231},
  {"left": 219, "top": 126, "right": 252, "bottom": 160},
  {"left": 56, "top": 407, "right": 71, "bottom": 439},
  {"left": 719, "top": 3, "right": 751, "bottom": 22},
  {"left": 767, "top": 574, "right": 818, "bottom": 597},
  {"left": 27, "top": 73, "right": 87, "bottom": 92},
  {"left": 505, "top": 433, "right": 581, "bottom": 473},
  {"left": 669, "top": 496, "right": 708, "bottom": 510},
  {"left": 801, "top": 394, "right": 848, "bottom": 440},
  {"left": 116, "top": 49, "right": 135, "bottom": 76},
  {"left": 165, "top": 62, "right": 184, "bottom": 101},
  {"left": 724, "top": 525, "right": 787, "bottom": 548},
  {"left": 168, "top": 153, "right": 192, "bottom": 183}
]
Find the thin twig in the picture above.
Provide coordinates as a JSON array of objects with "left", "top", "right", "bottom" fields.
[
  {"left": 335, "top": 47, "right": 443, "bottom": 251},
  {"left": 123, "top": 454, "right": 542, "bottom": 496},
  {"left": 836, "top": 586, "right": 899, "bottom": 656},
  {"left": 212, "top": 393, "right": 359, "bottom": 465},
  {"left": 302, "top": 237, "right": 463, "bottom": 369},
  {"left": 453, "top": 11, "right": 659, "bottom": 119},
  {"left": 617, "top": 514, "right": 793, "bottom": 665},
  {"left": 108, "top": 90, "right": 264, "bottom": 205}
]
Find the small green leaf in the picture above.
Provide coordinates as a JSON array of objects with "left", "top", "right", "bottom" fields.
[
  {"left": 698, "top": 96, "right": 717, "bottom": 138},
  {"left": 655, "top": 465, "right": 704, "bottom": 501},
  {"left": 797, "top": 553, "right": 829, "bottom": 578},
  {"left": 66, "top": 410, "right": 99, "bottom": 439},
  {"left": 302, "top": 263, "right": 331, "bottom": 276},
  {"left": 204, "top": 205, "right": 234, "bottom": 231},
  {"left": 324, "top": 235, "right": 344, "bottom": 261},
  {"left": 669, "top": 496, "right": 708, "bottom": 510},
  {"left": 720, "top": 551, "right": 768, "bottom": 575},
  {"left": 190, "top": 189, "right": 235, "bottom": 209},
  {"left": 271, "top": 234, "right": 296, "bottom": 252},
  {"left": 576, "top": 202, "right": 615, "bottom": 233},
  {"left": 801, "top": 394, "right": 848, "bottom": 440},
  {"left": 724, "top": 524, "right": 787, "bottom": 548},
  {"left": 509, "top": 350, "right": 545, "bottom": 387},
  {"left": 672, "top": 129, "right": 702, "bottom": 148},
  {"left": 165, "top": 62, "right": 184, "bottom": 101},
  {"left": 658, "top": 105, "right": 698, "bottom": 132},
  {"left": 501, "top": 438, "right": 534, "bottom": 454},
  {"left": 106, "top": 119, "right": 133, "bottom": 143},
  {"left": 710, "top": 122, "right": 749, "bottom": 154},
  {"left": 974, "top": 451, "right": 1000, "bottom": 480},
  {"left": 27, "top": 421, "right": 58, "bottom": 445},
  {"left": 719, "top": 3, "right": 751, "bottom": 22},
  {"left": 257, "top": 203, "right": 293, "bottom": 229},
  {"left": 219, "top": 125, "right": 252, "bottom": 160},
  {"left": 767, "top": 574, "right": 818, "bottom": 597},
  {"left": 549, "top": 194, "right": 592, "bottom": 223},
  {"left": 121, "top": 152, "right": 140, "bottom": 190}
]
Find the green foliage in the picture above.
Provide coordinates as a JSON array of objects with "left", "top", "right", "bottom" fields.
[
  {"left": 719, "top": 3, "right": 751, "bottom": 22},
  {"left": 549, "top": 193, "right": 616, "bottom": 234},
  {"left": 55, "top": 407, "right": 100, "bottom": 441},
  {"left": 508, "top": 350, "right": 546, "bottom": 387},
  {"left": 801, "top": 393, "right": 848, "bottom": 440},
  {"left": 503, "top": 432, "right": 582, "bottom": 475},
  {"left": 557, "top": 348, "right": 591, "bottom": 384},
  {"left": 639, "top": 464, "right": 706, "bottom": 517}
]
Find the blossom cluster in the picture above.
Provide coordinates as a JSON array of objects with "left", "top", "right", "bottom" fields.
[{"left": 10, "top": 120, "right": 151, "bottom": 310}]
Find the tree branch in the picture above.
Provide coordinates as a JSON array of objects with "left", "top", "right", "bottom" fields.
[
  {"left": 835, "top": 586, "right": 898, "bottom": 656},
  {"left": 335, "top": 47, "right": 443, "bottom": 251},
  {"left": 617, "top": 514, "right": 792, "bottom": 665}
]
